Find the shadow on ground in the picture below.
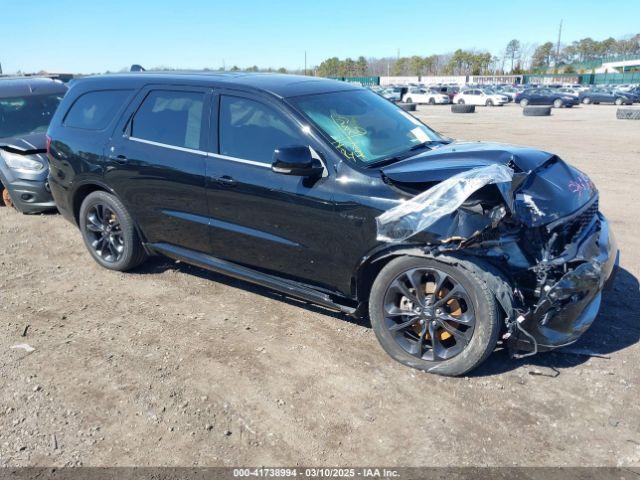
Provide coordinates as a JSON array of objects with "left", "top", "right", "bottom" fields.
[
  {"left": 135, "top": 257, "right": 639, "bottom": 377},
  {"left": 133, "top": 256, "right": 368, "bottom": 327}
]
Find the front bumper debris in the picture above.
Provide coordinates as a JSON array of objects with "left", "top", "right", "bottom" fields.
[{"left": 511, "top": 211, "right": 618, "bottom": 353}]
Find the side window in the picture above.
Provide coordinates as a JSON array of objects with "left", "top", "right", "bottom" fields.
[
  {"left": 64, "top": 90, "right": 131, "bottom": 130},
  {"left": 131, "top": 90, "right": 204, "bottom": 150},
  {"left": 219, "top": 96, "right": 307, "bottom": 164}
]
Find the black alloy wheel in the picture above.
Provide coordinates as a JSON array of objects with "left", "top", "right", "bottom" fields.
[
  {"left": 79, "top": 190, "right": 147, "bottom": 271},
  {"left": 369, "top": 256, "right": 500, "bottom": 376},
  {"left": 382, "top": 267, "right": 475, "bottom": 361},
  {"left": 84, "top": 203, "right": 125, "bottom": 264}
]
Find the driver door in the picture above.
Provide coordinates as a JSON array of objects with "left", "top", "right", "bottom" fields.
[{"left": 205, "top": 91, "right": 339, "bottom": 289}]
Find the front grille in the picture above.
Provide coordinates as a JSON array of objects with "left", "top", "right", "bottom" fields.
[{"left": 548, "top": 198, "right": 599, "bottom": 252}]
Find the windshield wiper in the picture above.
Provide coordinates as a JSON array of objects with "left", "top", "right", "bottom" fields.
[
  {"left": 366, "top": 138, "right": 453, "bottom": 168},
  {"left": 408, "top": 140, "right": 435, "bottom": 151}
]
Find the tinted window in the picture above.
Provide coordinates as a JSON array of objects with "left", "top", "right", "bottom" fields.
[
  {"left": 131, "top": 90, "right": 204, "bottom": 150},
  {"left": 64, "top": 90, "right": 131, "bottom": 130},
  {"left": 219, "top": 96, "right": 306, "bottom": 164},
  {"left": 0, "top": 93, "right": 64, "bottom": 138}
]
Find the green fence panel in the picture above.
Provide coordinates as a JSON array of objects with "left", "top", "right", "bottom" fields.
[
  {"left": 328, "top": 76, "right": 380, "bottom": 86},
  {"left": 592, "top": 72, "right": 640, "bottom": 84}
]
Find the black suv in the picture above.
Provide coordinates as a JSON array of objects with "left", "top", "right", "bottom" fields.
[
  {"left": 0, "top": 77, "right": 67, "bottom": 213},
  {"left": 47, "top": 73, "right": 618, "bottom": 376}
]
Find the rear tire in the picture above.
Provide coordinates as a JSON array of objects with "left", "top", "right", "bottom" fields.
[
  {"left": 519, "top": 99, "right": 529, "bottom": 107},
  {"left": 582, "top": 97, "right": 591, "bottom": 104},
  {"left": 615, "top": 98, "right": 623, "bottom": 106},
  {"left": 79, "top": 191, "right": 147, "bottom": 271},
  {"left": 486, "top": 99, "right": 494, "bottom": 107},
  {"left": 369, "top": 256, "right": 500, "bottom": 377},
  {"left": 553, "top": 99, "right": 563, "bottom": 108},
  {"left": 405, "top": 97, "right": 413, "bottom": 104},
  {"left": 523, "top": 106, "right": 551, "bottom": 116},
  {"left": 451, "top": 104, "right": 475, "bottom": 113},
  {"left": 617, "top": 108, "right": 640, "bottom": 120}
]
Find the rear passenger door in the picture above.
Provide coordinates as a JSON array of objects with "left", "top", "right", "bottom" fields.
[{"left": 106, "top": 86, "right": 213, "bottom": 253}]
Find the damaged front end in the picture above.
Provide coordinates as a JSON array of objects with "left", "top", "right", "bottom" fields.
[{"left": 376, "top": 143, "right": 619, "bottom": 357}]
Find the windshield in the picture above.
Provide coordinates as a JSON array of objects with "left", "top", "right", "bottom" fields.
[
  {"left": 291, "top": 89, "right": 443, "bottom": 164},
  {"left": 0, "top": 93, "right": 64, "bottom": 139}
]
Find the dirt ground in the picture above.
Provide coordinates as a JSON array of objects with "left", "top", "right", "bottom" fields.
[{"left": 1, "top": 103, "right": 639, "bottom": 467}]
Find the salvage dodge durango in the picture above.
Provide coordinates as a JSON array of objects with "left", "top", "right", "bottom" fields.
[{"left": 47, "top": 73, "right": 618, "bottom": 376}]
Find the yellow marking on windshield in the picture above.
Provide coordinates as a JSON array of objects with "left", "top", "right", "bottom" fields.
[{"left": 330, "top": 112, "right": 367, "bottom": 161}]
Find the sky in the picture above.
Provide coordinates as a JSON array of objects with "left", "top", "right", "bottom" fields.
[{"left": 2, "top": 0, "right": 639, "bottom": 74}]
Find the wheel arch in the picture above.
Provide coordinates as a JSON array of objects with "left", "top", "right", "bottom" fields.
[
  {"left": 355, "top": 246, "right": 514, "bottom": 325},
  {"left": 71, "top": 181, "right": 114, "bottom": 225},
  {"left": 72, "top": 181, "right": 150, "bottom": 249}
]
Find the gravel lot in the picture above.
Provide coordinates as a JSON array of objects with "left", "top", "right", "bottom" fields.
[{"left": 1, "top": 103, "right": 639, "bottom": 467}]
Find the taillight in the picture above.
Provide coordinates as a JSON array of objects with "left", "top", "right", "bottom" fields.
[{"left": 45, "top": 135, "right": 52, "bottom": 154}]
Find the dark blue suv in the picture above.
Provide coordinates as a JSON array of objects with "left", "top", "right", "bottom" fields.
[{"left": 46, "top": 73, "right": 618, "bottom": 376}]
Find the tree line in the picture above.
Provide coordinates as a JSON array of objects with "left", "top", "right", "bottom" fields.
[
  {"left": 313, "top": 32, "right": 640, "bottom": 77},
  {"left": 103, "top": 32, "right": 639, "bottom": 77}
]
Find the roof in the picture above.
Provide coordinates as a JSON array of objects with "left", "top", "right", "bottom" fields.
[
  {"left": 70, "top": 72, "right": 361, "bottom": 98},
  {"left": 0, "top": 77, "right": 68, "bottom": 98}
]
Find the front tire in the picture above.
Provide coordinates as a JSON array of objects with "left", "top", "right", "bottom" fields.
[
  {"left": 1, "top": 188, "right": 15, "bottom": 209},
  {"left": 79, "top": 191, "right": 147, "bottom": 271},
  {"left": 405, "top": 97, "right": 413, "bottom": 104},
  {"left": 369, "top": 256, "right": 500, "bottom": 376},
  {"left": 428, "top": 98, "right": 435, "bottom": 105},
  {"left": 583, "top": 97, "right": 591, "bottom": 104},
  {"left": 615, "top": 98, "right": 623, "bottom": 106},
  {"left": 553, "top": 99, "right": 563, "bottom": 108},
  {"left": 486, "top": 99, "right": 494, "bottom": 107},
  {"left": 519, "top": 99, "right": 529, "bottom": 107}
]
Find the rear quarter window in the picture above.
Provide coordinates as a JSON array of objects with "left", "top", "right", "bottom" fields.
[
  {"left": 130, "top": 90, "right": 204, "bottom": 150},
  {"left": 63, "top": 90, "right": 132, "bottom": 130}
]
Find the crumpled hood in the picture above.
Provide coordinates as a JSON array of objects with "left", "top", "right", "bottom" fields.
[
  {"left": 0, "top": 133, "right": 46, "bottom": 153},
  {"left": 381, "top": 142, "right": 597, "bottom": 226}
]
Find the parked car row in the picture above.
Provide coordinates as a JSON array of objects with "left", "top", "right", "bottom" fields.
[
  {"left": 0, "top": 73, "right": 619, "bottom": 377},
  {"left": 368, "top": 81, "right": 640, "bottom": 109}
]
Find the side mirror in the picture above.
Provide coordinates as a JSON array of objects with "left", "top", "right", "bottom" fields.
[{"left": 271, "top": 146, "right": 323, "bottom": 177}]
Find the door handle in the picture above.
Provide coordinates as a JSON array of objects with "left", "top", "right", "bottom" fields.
[
  {"left": 109, "top": 154, "right": 128, "bottom": 164},
  {"left": 215, "top": 175, "right": 237, "bottom": 187}
]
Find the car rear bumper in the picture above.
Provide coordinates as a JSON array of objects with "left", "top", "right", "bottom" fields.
[
  {"left": 514, "top": 212, "right": 618, "bottom": 351},
  {"left": 47, "top": 173, "right": 76, "bottom": 223}
]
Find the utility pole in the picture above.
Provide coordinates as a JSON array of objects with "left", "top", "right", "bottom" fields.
[
  {"left": 0, "top": 62, "right": 3, "bottom": 75},
  {"left": 555, "top": 19, "right": 563, "bottom": 67},
  {"left": 304, "top": 51, "right": 307, "bottom": 76}
]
